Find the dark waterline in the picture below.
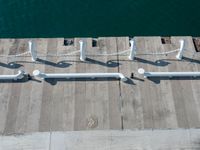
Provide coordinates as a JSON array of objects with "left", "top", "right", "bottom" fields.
[{"left": 0, "top": 0, "right": 200, "bottom": 38}]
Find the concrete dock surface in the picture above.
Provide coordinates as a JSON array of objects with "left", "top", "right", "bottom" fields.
[
  {"left": 0, "top": 36, "right": 200, "bottom": 149},
  {"left": 1, "top": 129, "right": 200, "bottom": 150}
]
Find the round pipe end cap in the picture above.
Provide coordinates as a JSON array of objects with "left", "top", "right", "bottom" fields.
[
  {"left": 138, "top": 68, "right": 145, "bottom": 75},
  {"left": 33, "top": 70, "right": 41, "bottom": 76}
]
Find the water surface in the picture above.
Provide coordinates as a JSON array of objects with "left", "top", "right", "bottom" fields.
[{"left": 0, "top": 0, "right": 200, "bottom": 37}]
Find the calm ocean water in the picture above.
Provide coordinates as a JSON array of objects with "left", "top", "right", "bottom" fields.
[{"left": 0, "top": 0, "right": 200, "bottom": 38}]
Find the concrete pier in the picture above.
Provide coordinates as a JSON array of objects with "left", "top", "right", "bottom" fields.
[
  {"left": 1, "top": 129, "right": 200, "bottom": 150},
  {"left": 0, "top": 36, "right": 200, "bottom": 149}
]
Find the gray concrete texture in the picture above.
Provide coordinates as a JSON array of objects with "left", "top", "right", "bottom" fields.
[
  {"left": 1, "top": 129, "right": 200, "bottom": 150},
  {"left": 0, "top": 37, "right": 199, "bottom": 134}
]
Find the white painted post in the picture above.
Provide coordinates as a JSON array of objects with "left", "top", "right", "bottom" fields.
[
  {"left": 129, "top": 39, "right": 136, "bottom": 60},
  {"left": 29, "top": 40, "right": 37, "bottom": 61},
  {"left": 79, "top": 40, "right": 86, "bottom": 61},
  {"left": 176, "top": 40, "right": 185, "bottom": 60}
]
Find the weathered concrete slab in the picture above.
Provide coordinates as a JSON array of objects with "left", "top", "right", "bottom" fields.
[
  {"left": 118, "top": 36, "right": 200, "bottom": 129},
  {"left": 0, "top": 132, "right": 50, "bottom": 150},
  {"left": 1, "top": 129, "right": 200, "bottom": 150},
  {"left": 0, "top": 37, "right": 200, "bottom": 134}
]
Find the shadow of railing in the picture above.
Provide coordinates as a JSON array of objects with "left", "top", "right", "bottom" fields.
[
  {"left": 123, "top": 78, "right": 135, "bottom": 85},
  {"left": 37, "top": 58, "right": 72, "bottom": 68},
  {"left": 44, "top": 77, "right": 134, "bottom": 85},
  {"left": 182, "top": 56, "right": 200, "bottom": 64},
  {"left": 12, "top": 59, "right": 72, "bottom": 68},
  {"left": 130, "top": 76, "right": 145, "bottom": 82},
  {"left": 85, "top": 58, "right": 120, "bottom": 68},
  {"left": 147, "top": 76, "right": 200, "bottom": 84},
  {"left": 157, "top": 57, "right": 200, "bottom": 65},
  {"left": 134, "top": 57, "right": 170, "bottom": 67},
  {"left": 0, "top": 62, "right": 23, "bottom": 69}
]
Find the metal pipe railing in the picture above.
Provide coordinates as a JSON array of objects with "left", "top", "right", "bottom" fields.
[
  {"left": 138, "top": 68, "right": 200, "bottom": 78},
  {"left": 0, "top": 70, "right": 25, "bottom": 80},
  {"left": 33, "top": 70, "right": 127, "bottom": 81}
]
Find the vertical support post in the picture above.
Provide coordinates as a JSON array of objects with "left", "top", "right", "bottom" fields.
[
  {"left": 79, "top": 40, "right": 86, "bottom": 61},
  {"left": 129, "top": 39, "right": 136, "bottom": 60},
  {"left": 176, "top": 39, "right": 185, "bottom": 60},
  {"left": 28, "top": 40, "right": 37, "bottom": 61}
]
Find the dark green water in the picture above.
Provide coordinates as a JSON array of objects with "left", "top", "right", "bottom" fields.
[{"left": 0, "top": 0, "right": 200, "bottom": 38}]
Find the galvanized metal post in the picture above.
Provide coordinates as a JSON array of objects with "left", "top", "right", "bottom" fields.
[
  {"left": 29, "top": 40, "right": 37, "bottom": 61},
  {"left": 129, "top": 39, "right": 136, "bottom": 60},
  {"left": 176, "top": 40, "right": 185, "bottom": 60},
  {"left": 79, "top": 40, "right": 86, "bottom": 61}
]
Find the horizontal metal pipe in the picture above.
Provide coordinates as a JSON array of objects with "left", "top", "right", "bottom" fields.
[
  {"left": 0, "top": 70, "right": 25, "bottom": 80},
  {"left": 138, "top": 68, "right": 200, "bottom": 78},
  {"left": 33, "top": 70, "right": 127, "bottom": 82}
]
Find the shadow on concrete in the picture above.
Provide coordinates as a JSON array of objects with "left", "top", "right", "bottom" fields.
[
  {"left": 37, "top": 59, "right": 72, "bottom": 68},
  {"left": 28, "top": 75, "right": 43, "bottom": 83},
  {"left": 134, "top": 57, "right": 170, "bottom": 67},
  {"left": 13, "top": 59, "right": 72, "bottom": 68},
  {"left": 148, "top": 76, "right": 200, "bottom": 84},
  {"left": 182, "top": 56, "right": 200, "bottom": 64},
  {"left": 44, "top": 78, "right": 128, "bottom": 85},
  {"left": 0, "top": 62, "right": 23, "bottom": 69},
  {"left": 123, "top": 78, "right": 136, "bottom": 85},
  {"left": 157, "top": 57, "right": 200, "bottom": 65},
  {"left": 13, "top": 61, "right": 34, "bottom": 64},
  {"left": 85, "top": 58, "right": 120, "bottom": 68},
  {"left": 131, "top": 76, "right": 145, "bottom": 82}
]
